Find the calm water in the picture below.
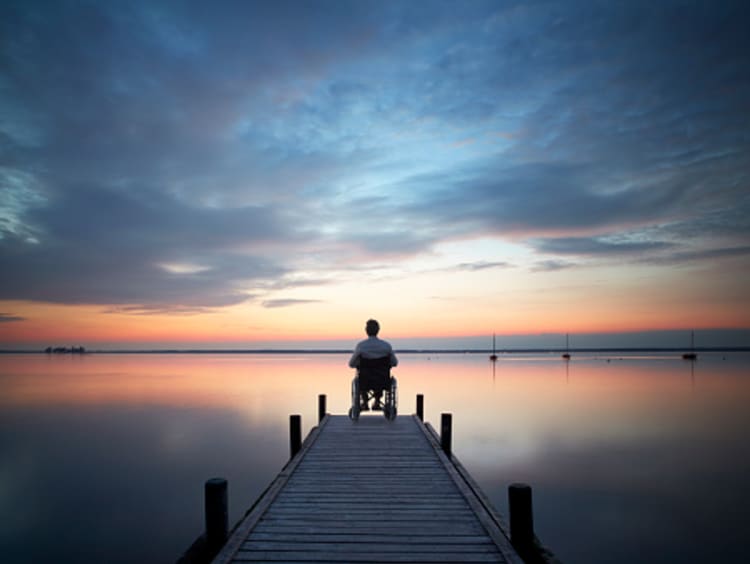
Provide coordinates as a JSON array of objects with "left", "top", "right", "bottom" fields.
[{"left": 1, "top": 352, "right": 749, "bottom": 563}]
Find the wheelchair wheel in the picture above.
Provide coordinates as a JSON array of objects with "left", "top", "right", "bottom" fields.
[{"left": 349, "top": 377, "right": 360, "bottom": 421}]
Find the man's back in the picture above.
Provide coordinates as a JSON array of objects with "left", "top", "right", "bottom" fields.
[{"left": 349, "top": 335, "right": 398, "bottom": 368}]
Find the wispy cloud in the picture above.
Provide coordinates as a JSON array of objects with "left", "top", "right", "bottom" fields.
[
  {"left": 103, "top": 305, "right": 217, "bottom": 316},
  {"left": 454, "top": 261, "right": 512, "bottom": 271},
  {"left": 532, "top": 260, "right": 578, "bottom": 272},
  {"left": 531, "top": 237, "right": 676, "bottom": 257},
  {"left": 261, "top": 299, "right": 322, "bottom": 309},
  {"left": 641, "top": 245, "right": 750, "bottom": 265}
]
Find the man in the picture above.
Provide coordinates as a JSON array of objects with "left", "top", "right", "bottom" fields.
[{"left": 348, "top": 319, "right": 398, "bottom": 410}]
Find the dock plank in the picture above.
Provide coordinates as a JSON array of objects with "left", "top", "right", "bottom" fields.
[{"left": 212, "top": 415, "right": 522, "bottom": 564}]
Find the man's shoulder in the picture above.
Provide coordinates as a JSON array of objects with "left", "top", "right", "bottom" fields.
[
  {"left": 373, "top": 338, "right": 394, "bottom": 353},
  {"left": 358, "top": 337, "right": 392, "bottom": 353}
]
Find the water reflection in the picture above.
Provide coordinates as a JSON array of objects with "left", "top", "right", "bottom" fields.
[{"left": 1, "top": 352, "right": 749, "bottom": 563}]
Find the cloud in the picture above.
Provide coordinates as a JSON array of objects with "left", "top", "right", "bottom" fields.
[
  {"left": 532, "top": 260, "right": 578, "bottom": 272},
  {"left": 263, "top": 277, "right": 332, "bottom": 291},
  {"left": 454, "top": 261, "right": 512, "bottom": 271},
  {"left": 103, "top": 305, "right": 216, "bottom": 316},
  {"left": 642, "top": 245, "right": 750, "bottom": 265},
  {"left": 531, "top": 237, "right": 676, "bottom": 257},
  {"left": 0, "top": 182, "right": 290, "bottom": 306},
  {"left": 398, "top": 162, "right": 691, "bottom": 240},
  {"left": 528, "top": 237, "right": 750, "bottom": 267},
  {"left": 261, "top": 299, "right": 322, "bottom": 309}
]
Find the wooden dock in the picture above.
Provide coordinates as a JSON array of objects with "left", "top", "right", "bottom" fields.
[{"left": 212, "top": 414, "right": 524, "bottom": 564}]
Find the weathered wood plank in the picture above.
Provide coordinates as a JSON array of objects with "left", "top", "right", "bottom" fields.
[
  {"left": 256, "top": 517, "right": 484, "bottom": 526},
  {"left": 262, "top": 510, "right": 477, "bottom": 519},
  {"left": 240, "top": 541, "right": 498, "bottom": 553},
  {"left": 250, "top": 522, "right": 486, "bottom": 534},
  {"left": 266, "top": 503, "right": 470, "bottom": 511},
  {"left": 233, "top": 551, "right": 504, "bottom": 562},
  {"left": 243, "top": 533, "right": 495, "bottom": 544}
]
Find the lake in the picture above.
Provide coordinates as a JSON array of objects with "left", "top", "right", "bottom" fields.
[{"left": 1, "top": 351, "right": 749, "bottom": 563}]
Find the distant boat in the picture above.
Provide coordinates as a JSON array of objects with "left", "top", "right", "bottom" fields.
[
  {"left": 489, "top": 333, "right": 498, "bottom": 362},
  {"left": 562, "top": 333, "right": 571, "bottom": 360},
  {"left": 682, "top": 331, "right": 697, "bottom": 361}
]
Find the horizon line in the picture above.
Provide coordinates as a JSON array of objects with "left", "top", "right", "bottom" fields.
[{"left": 2, "top": 346, "right": 749, "bottom": 354}]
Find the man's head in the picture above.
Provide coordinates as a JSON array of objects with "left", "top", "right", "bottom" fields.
[{"left": 365, "top": 319, "right": 380, "bottom": 337}]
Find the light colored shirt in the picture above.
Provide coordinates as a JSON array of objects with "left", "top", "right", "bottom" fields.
[{"left": 348, "top": 336, "right": 398, "bottom": 368}]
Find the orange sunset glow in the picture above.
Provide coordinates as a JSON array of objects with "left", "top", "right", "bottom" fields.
[{"left": 1, "top": 259, "right": 747, "bottom": 350}]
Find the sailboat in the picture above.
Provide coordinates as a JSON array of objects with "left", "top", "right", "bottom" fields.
[
  {"left": 562, "top": 333, "right": 571, "bottom": 360},
  {"left": 489, "top": 333, "right": 498, "bottom": 362},
  {"left": 682, "top": 331, "right": 697, "bottom": 361}
]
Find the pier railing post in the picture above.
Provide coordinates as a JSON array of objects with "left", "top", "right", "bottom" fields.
[
  {"left": 290, "top": 414, "right": 302, "bottom": 458},
  {"left": 318, "top": 394, "right": 327, "bottom": 423},
  {"left": 205, "top": 477, "right": 228, "bottom": 552},
  {"left": 416, "top": 394, "right": 424, "bottom": 421},
  {"left": 440, "top": 413, "right": 452, "bottom": 456},
  {"left": 508, "top": 482, "right": 534, "bottom": 550}
]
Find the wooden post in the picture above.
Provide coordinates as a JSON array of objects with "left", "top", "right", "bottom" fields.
[
  {"left": 318, "top": 394, "right": 326, "bottom": 423},
  {"left": 508, "top": 482, "right": 534, "bottom": 549},
  {"left": 290, "top": 414, "right": 302, "bottom": 458},
  {"left": 416, "top": 394, "right": 424, "bottom": 421},
  {"left": 440, "top": 413, "right": 452, "bottom": 456},
  {"left": 205, "top": 478, "right": 228, "bottom": 551}
]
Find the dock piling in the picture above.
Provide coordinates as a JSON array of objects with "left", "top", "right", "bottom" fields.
[
  {"left": 416, "top": 394, "right": 424, "bottom": 421},
  {"left": 318, "top": 394, "right": 326, "bottom": 423},
  {"left": 440, "top": 412, "right": 452, "bottom": 456},
  {"left": 289, "top": 414, "right": 302, "bottom": 458},
  {"left": 205, "top": 478, "right": 228, "bottom": 551},
  {"left": 509, "top": 482, "right": 534, "bottom": 549}
]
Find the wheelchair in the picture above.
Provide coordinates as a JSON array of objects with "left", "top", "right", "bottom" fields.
[{"left": 348, "top": 356, "right": 398, "bottom": 421}]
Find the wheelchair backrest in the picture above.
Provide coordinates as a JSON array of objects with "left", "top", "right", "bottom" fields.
[{"left": 358, "top": 356, "right": 391, "bottom": 388}]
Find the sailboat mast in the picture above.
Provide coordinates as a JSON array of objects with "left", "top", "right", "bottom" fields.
[
  {"left": 682, "top": 330, "right": 697, "bottom": 360},
  {"left": 562, "top": 333, "right": 571, "bottom": 360}
]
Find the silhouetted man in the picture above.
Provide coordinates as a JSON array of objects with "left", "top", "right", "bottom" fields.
[{"left": 348, "top": 319, "right": 398, "bottom": 410}]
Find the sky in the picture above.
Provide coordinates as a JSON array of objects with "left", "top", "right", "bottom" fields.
[{"left": 1, "top": 0, "right": 749, "bottom": 350}]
